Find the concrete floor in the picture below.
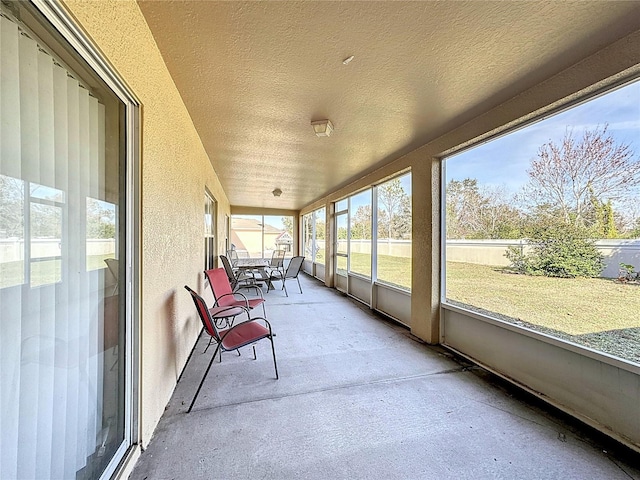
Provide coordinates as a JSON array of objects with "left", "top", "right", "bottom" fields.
[{"left": 130, "top": 273, "right": 640, "bottom": 480}]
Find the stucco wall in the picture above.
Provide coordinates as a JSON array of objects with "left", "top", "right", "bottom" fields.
[{"left": 62, "top": 0, "right": 230, "bottom": 446}]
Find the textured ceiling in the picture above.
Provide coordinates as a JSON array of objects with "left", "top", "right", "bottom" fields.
[{"left": 137, "top": 1, "right": 640, "bottom": 210}]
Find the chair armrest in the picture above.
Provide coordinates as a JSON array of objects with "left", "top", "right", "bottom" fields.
[
  {"left": 250, "top": 316, "right": 273, "bottom": 333},
  {"left": 215, "top": 292, "right": 250, "bottom": 309},
  {"left": 269, "top": 270, "right": 284, "bottom": 280},
  {"left": 222, "top": 316, "right": 273, "bottom": 336}
]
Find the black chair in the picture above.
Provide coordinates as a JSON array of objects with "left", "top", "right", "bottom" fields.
[
  {"left": 266, "top": 256, "right": 305, "bottom": 296},
  {"left": 219, "top": 255, "right": 263, "bottom": 296}
]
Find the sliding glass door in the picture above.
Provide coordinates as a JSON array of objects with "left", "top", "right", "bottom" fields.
[{"left": 1, "top": 3, "right": 137, "bottom": 479}]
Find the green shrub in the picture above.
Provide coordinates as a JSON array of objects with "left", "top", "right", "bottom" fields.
[{"left": 505, "top": 223, "right": 604, "bottom": 278}]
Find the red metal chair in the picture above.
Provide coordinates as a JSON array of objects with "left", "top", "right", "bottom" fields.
[
  {"left": 184, "top": 286, "right": 278, "bottom": 412},
  {"left": 205, "top": 267, "right": 267, "bottom": 317}
]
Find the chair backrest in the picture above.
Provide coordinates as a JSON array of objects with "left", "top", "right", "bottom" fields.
[
  {"left": 104, "top": 257, "right": 118, "bottom": 280},
  {"left": 184, "top": 285, "right": 220, "bottom": 339},
  {"left": 270, "top": 249, "right": 286, "bottom": 268},
  {"left": 205, "top": 268, "right": 234, "bottom": 305},
  {"left": 219, "top": 255, "right": 236, "bottom": 283},
  {"left": 226, "top": 249, "right": 239, "bottom": 266},
  {"left": 285, "top": 256, "right": 305, "bottom": 279}
]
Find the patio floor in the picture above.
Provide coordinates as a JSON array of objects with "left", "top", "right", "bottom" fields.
[{"left": 130, "top": 273, "right": 640, "bottom": 479}]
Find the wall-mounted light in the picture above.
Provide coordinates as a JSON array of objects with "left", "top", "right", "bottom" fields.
[
  {"left": 272, "top": 188, "right": 282, "bottom": 197},
  {"left": 311, "top": 119, "right": 333, "bottom": 137}
]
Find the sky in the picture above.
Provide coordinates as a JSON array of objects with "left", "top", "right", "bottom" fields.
[
  {"left": 234, "top": 214, "right": 288, "bottom": 231},
  {"left": 446, "top": 79, "right": 640, "bottom": 194},
  {"left": 338, "top": 172, "right": 412, "bottom": 212}
]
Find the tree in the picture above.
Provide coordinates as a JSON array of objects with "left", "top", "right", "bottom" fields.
[
  {"left": 281, "top": 216, "right": 293, "bottom": 235},
  {"left": 351, "top": 205, "right": 371, "bottom": 239},
  {"left": 588, "top": 196, "right": 618, "bottom": 238},
  {"left": 0, "top": 175, "right": 24, "bottom": 238},
  {"left": 505, "top": 220, "right": 604, "bottom": 278},
  {"left": 523, "top": 125, "right": 640, "bottom": 227},
  {"left": 392, "top": 194, "right": 412, "bottom": 239},
  {"left": 446, "top": 178, "right": 483, "bottom": 238},
  {"left": 378, "top": 178, "right": 410, "bottom": 239},
  {"left": 86, "top": 199, "right": 116, "bottom": 239},
  {"left": 446, "top": 178, "right": 522, "bottom": 239},
  {"left": 315, "top": 220, "right": 325, "bottom": 240},
  {"left": 626, "top": 218, "right": 640, "bottom": 239}
]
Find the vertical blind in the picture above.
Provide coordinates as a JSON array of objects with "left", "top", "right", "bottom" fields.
[{"left": 1, "top": 12, "right": 109, "bottom": 479}]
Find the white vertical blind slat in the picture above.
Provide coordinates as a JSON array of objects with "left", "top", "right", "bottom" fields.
[
  {"left": 16, "top": 31, "right": 40, "bottom": 480},
  {"left": 64, "top": 75, "right": 81, "bottom": 477},
  {"left": 50, "top": 60, "right": 69, "bottom": 480},
  {"left": 35, "top": 48, "right": 56, "bottom": 478},
  {"left": 77, "top": 87, "right": 93, "bottom": 466},
  {"left": 0, "top": 15, "right": 22, "bottom": 480}
]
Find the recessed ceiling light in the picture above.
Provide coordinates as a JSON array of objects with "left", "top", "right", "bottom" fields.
[{"left": 342, "top": 55, "right": 354, "bottom": 65}]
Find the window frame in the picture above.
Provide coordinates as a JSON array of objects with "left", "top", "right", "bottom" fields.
[{"left": 439, "top": 75, "right": 640, "bottom": 366}]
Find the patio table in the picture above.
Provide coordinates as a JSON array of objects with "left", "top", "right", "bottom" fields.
[
  {"left": 235, "top": 258, "right": 271, "bottom": 287},
  {"left": 235, "top": 258, "right": 270, "bottom": 269}
]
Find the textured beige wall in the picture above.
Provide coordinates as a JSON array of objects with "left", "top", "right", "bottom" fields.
[{"left": 62, "top": 0, "right": 230, "bottom": 445}]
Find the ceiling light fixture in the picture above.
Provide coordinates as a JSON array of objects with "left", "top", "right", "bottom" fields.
[
  {"left": 342, "top": 55, "right": 354, "bottom": 65},
  {"left": 311, "top": 119, "right": 334, "bottom": 137},
  {"left": 272, "top": 188, "right": 282, "bottom": 197}
]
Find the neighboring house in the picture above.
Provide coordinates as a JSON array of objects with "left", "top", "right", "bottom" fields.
[
  {"left": 274, "top": 231, "right": 293, "bottom": 252},
  {"left": 230, "top": 217, "right": 287, "bottom": 257}
]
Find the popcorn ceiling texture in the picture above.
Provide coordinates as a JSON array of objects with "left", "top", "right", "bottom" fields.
[{"left": 63, "top": 0, "right": 230, "bottom": 445}]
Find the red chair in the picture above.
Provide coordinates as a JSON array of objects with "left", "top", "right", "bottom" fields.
[
  {"left": 184, "top": 286, "right": 278, "bottom": 412},
  {"left": 205, "top": 267, "right": 267, "bottom": 318}
]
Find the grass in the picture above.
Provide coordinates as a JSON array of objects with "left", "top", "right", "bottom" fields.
[
  {"left": 446, "top": 262, "right": 640, "bottom": 364},
  {"left": 340, "top": 252, "right": 411, "bottom": 290},
  {"left": 0, "top": 254, "right": 113, "bottom": 288},
  {"left": 446, "top": 262, "right": 639, "bottom": 335}
]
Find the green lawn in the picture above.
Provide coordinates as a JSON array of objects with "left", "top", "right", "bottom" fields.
[
  {"left": 342, "top": 252, "right": 411, "bottom": 290},
  {"left": 446, "top": 262, "right": 639, "bottom": 363},
  {"left": 0, "top": 254, "right": 113, "bottom": 288}
]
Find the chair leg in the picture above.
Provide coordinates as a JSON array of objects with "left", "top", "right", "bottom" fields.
[
  {"left": 269, "top": 335, "right": 279, "bottom": 379},
  {"left": 283, "top": 279, "right": 288, "bottom": 297},
  {"left": 252, "top": 344, "right": 257, "bottom": 360},
  {"left": 188, "top": 343, "right": 222, "bottom": 413},
  {"left": 297, "top": 277, "right": 302, "bottom": 294},
  {"left": 204, "top": 336, "right": 214, "bottom": 354}
]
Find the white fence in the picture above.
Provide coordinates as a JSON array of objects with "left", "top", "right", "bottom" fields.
[
  {"left": 331, "top": 239, "right": 640, "bottom": 278},
  {"left": 337, "top": 239, "right": 410, "bottom": 257},
  {"left": 0, "top": 238, "right": 116, "bottom": 262},
  {"left": 446, "top": 239, "right": 640, "bottom": 278}
]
